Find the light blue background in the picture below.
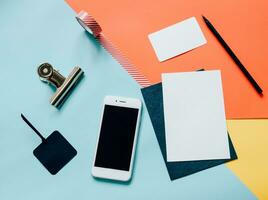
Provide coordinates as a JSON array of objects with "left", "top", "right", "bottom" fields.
[{"left": 0, "top": 0, "right": 256, "bottom": 199}]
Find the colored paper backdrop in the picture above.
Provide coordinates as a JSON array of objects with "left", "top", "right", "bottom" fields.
[
  {"left": 0, "top": 0, "right": 257, "bottom": 199},
  {"left": 227, "top": 120, "right": 268, "bottom": 200},
  {"left": 66, "top": 0, "right": 268, "bottom": 119}
]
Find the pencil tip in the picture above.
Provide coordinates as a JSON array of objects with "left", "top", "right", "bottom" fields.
[{"left": 202, "top": 15, "right": 207, "bottom": 21}]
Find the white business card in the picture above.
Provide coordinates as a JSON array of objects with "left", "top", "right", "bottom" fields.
[{"left": 148, "top": 17, "right": 207, "bottom": 62}]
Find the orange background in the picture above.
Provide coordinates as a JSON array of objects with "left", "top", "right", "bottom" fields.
[{"left": 66, "top": 0, "right": 268, "bottom": 119}]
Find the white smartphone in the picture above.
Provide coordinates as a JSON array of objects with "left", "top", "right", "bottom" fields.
[{"left": 92, "top": 96, "right": 142, "bottom": 182}]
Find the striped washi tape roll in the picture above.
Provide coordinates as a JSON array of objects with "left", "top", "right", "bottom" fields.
[{"left": 76, "top": 11, "right": 151, "bottom": 88}]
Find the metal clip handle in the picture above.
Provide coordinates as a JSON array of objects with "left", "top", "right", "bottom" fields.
[{"left": 37, "top": 63, "right": 66, "bottom": 88}]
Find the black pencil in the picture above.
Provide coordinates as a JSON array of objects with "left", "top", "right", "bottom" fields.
[{"left": 202, "top": 15, "right": 263, "bottom": 94}]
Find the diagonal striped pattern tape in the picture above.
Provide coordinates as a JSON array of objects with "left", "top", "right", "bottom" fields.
[{"left": 76, "top": 11, "right": 151, "bottom": 88}]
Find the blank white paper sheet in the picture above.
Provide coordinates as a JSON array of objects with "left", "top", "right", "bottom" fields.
[
  {"left": 148, "top": 17, "right": 207, "bottom": 62},
  {"left": 162, "top": 70, "right": 230, "bottom": 162}
]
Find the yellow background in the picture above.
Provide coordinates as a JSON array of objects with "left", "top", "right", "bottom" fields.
[{"left": 227, "top": 120, "right": 268, "bottom": 200}]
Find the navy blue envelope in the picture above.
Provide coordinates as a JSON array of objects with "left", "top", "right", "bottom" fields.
[{"left": 141, "top": 83, "right": 237, "bottom": 181}]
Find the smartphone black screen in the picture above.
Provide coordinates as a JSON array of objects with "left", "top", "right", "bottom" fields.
[{"left": 94, "top": 105, "right": 139, "bottom": 171}]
